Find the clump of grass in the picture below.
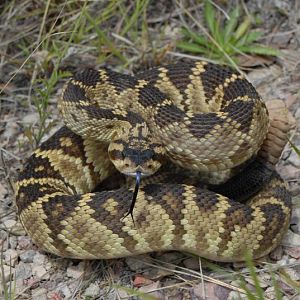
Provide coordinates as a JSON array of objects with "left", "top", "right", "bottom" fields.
[
  {"left": 24, "top": 69, "right": 70, "bottom": 148},
  {"left": 22, "top": 1, "right": 88, "bottom": 148},
  {"left": 237, "top": 252, "right": 283, "bottom": 300},
  {"left": 20, "top": 0, "right": 156, "bottom": 147},
  {"left": 177, "top": 0, "right": 279, "bottom": 65}
]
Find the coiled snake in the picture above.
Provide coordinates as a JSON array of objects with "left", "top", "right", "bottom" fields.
[{"left": 16, "top": 61, "right": 291, "bottom": 262}]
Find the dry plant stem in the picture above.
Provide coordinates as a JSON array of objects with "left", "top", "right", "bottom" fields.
[
  {"left": 0, "top": 1, "right": 14, "bottom": 73},
  {"left": 168, "top": 51, "right": 220, "bottom": 63},
  {"left": 0, "top": 33, "right": 63, "bottom": 97},
  {"left": 199, "top": 257, "right": 206, "bottom": 299},
  {"left": 132, "top": 258, "right": 246, "bottom": 294},
  {"left": 27, "top": 0, "right": 52, "bottom": 109}
]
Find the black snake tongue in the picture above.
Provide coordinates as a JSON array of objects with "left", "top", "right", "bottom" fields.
[{"left": 124, "top": 171, "right": 141, "bottom": 223}]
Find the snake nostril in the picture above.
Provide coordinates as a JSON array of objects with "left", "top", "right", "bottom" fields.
[{"left": 124, "top": 163, "right": 130, "bottom": 168}]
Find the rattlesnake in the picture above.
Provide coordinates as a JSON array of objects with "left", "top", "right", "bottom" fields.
[{"left": 16, "top": 61, "right": 291, "bottom": 262}]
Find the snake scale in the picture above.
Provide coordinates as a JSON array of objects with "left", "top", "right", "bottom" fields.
[{"left": 16, "top": 61, "right": 292, "bottom": 262}]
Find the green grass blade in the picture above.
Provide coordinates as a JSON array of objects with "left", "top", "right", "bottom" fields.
[
  {"left": 239, "top": 44, "right": 280, "bottom": 56},
  {"left": 271, "top": 272, "right": 283, "bottom": 300},
  {"left": 233, "top": 33, "right": 249, "bottom": 49},
  {"left": 204, "top": 0, "right": 216, "bottom": 36},
  {"left": 238, "top": 277, "right": 257, "bottom": 300},
  {"left": 245, "top": 31, "right": 263, "bottom": 44},
  {"left": 289, "top": 139, "right": 300, "bottom": 157},
  {"left": 182, "top": 27, "right": 209, "bottom": 47},
  {"left": 234, "top": 16, "right": 251, "bottom": 41},
  {"left": 84, "top": 10, "right": 127, "bottom": 63},
  {"left": 245, "top": 252, "right": 265, "bottom": 300},
  {"left": 224, "top": 7, "right": 240, "bottom": 42},
  {"left": 120, "top": 0, "right": 149, "bottom": 36},
  {"left": 176, "top": 41, "right": 207, "bottom": 53}
]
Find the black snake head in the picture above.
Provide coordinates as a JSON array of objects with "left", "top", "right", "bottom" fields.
[{"left": 108, "top": 122, "right": 165, "bottom": 177}]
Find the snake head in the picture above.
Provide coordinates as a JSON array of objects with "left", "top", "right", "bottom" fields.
[{"left": 108, "top": 140, "right": 165, "bottom": 177}]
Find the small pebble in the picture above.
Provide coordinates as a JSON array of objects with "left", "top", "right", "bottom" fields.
[
  {"left": 4, "top": 249, "right": 19, "bottom": 266},
  {"left": 20, "top": 249, "right": 37, "bottom": 263},
  {"left": 58, "top": 284, "right": 72, "bottom": 299},
  {"left": 269, "top": 245, "right": 283, "bottom": 261},
  {"left": 32, "top": 264, "right": 49, "bottom": 280},
  {"left": 245, "top": 276, "right": 268, "bottom": 288},
  {"left": 32, "top": 287, "right": 47, "bottom": 300},
  {"left": 285, "top": 247, "right": 300, "bottom": 259},
  {"left": 3, "top": 219, "right": 16, "bottom": 230},
  {"left": 264, "top": 286, "right": 276, "bottom": 299},
  {"left": 282, "top": 230, "right": 300, "bottom": 248},
  {"left": 18, "top": 236, "right": 32, "bottom": 250},
  {"left": 84, "top": 282, "right": 101, "bottom": 297},
  {"left": 227, "top": 290, "right": 247, "bottom": 300},
  {"left": 282, "top": 267, "right": 300, "bottom": 281},
  {"left": 33, "top": 252, "right": 47, "bottom": 265},
  {"left": 15, "top": 261, "right": 32, "bottom": 280}
]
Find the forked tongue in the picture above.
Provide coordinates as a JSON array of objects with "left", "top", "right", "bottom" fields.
[{"left": 124, "top": 171, "right": 141, "bottom": 223}]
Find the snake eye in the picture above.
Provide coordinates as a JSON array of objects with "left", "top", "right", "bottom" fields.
[{"left": 109, "top": 149, "right": 123, "bottom": 161}]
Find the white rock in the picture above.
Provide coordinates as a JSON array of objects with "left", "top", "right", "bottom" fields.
[
  {"left": 84, "top": 282, "right": 100, "bottom": 297},
  {"left": 15, "top": 262, "right": 32, "bottom": 280},
  {"left": 227, "top": 291, "right": 248, "bottom": 300},
  {"left": 17, "top": 236, "right": 32, "bottom": 250},
  {"left": 3, "top": 219, "right": 16, "bottom": 230},
  {"left": 33, "top": 252, "right": 47, "bottom": 265},
  {"left": 246, "top": 276, "right": 269, "bottom": 288},
  {"left": 282, "top": 230, "right": 300, "bottom": 247},
  {"left": 290, "top": 207, "right": 300, "bottom": 234},
  {"left": 22, "top": 112, "right": 39, "bottom": 124},
  {"left": 32, "top": 264, "right": 49, "bottom": 280},
  {"left": 20, "top": 249, "right": 37, "bottom": 263},
  {"left": 4, "top": 249, "right": 18, "bottom": 266},
  {"left": 282, "top": 267, "right": 300, "bottom": 281},
  {"left": 277, "top": 254, "right": 296, "bottom": 267},
  {"left": 31, "top": 287, "right": 47, "bottom": 300},
  {"left": 9, "top": 236, "right": 18, "bottom": 250},
  {"left": 58, "top": 285, "right": 72, "bottom": 298},
  {"left": 45, "top": 262, "right": 52, "bottom": 271},
  {"left": 264, "top": 286, "right": 275, "bottom": 299}
]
